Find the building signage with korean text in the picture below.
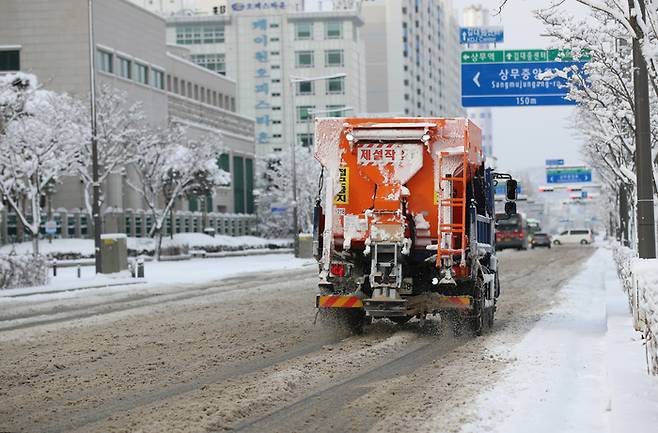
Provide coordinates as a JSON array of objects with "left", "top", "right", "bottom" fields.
[
  {"left": 230, "top": 1, "right": 286, "bottom": 12},
  {"left": 252, "top": 17, "right": 271, "bottom": 145}
]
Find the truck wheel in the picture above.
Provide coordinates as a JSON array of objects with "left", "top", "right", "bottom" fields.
[
  {"left": 470, "top": 301, "right": 484, "bottom": 336},
  {"left": 486, "top": 306, "right": 495, "bottom": 329},
  {"left": 580, "top": 239, "right": 589, "bottom": 245},
  {"left": 553, "top": 240, "right": 561, "bottom": 246}
]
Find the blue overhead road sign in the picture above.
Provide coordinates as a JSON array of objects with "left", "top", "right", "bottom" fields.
[
  {"left": 546, "top": 166, "right": 592, "bottom": 183},
  {"left": 460, "top": 26, "right": 504, "bottom": 45},
  {"left": 546, "top": 159, "right": 565, "bottom": 166},
  {"left": 461, "top": 61, "right": 586, "bottom": 107}
]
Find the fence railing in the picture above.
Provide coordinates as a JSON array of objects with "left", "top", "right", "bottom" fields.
[{"left": 0, "top": 208, "right": 258, "bottom": 245}]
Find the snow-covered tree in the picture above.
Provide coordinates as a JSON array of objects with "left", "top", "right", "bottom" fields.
[
  {"left": 0, "top": 74, "right": 86, "bottom": 254},
  {"left": 255, "top": 146, "right": 322, "bottom": 238},
  {"left": 77, "top": 85, "right": 147, "bottom": 219},
  {"left": 127, "top": 124, "right": 229, "bottom": 260}
]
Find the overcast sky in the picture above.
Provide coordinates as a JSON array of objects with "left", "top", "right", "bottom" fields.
[{"left": 453, "top": 0, "right": 591, "bottom": 171}]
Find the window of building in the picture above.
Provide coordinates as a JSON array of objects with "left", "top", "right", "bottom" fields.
[
  {"left": 273, "top": 120, "right": 281, "bottom": 124},
  {"left": 180, "top": 79, "right": 186, "bottom": 96},
  {"left": 118, "top": 56, "right": 132, "bottom": 79},
  {"left": 224, "top": 95, "right": 230, "bottom": 108},
  {"left": 272, "top": 106, "right": 281, "bottom": 111},
  {"left": 136, "top": 63, "right": 148, "bottom": 84},
  {"left": 296, "top": 81, "right": 314, "bottom": 95},
  {"left": 295, "top": 22, "right": 312, "bottom": 40},
  {"left": 296, "top": 105, "right": 315, "bottom": 122},
  {"left": 298, "top": 133, "right": 314, "bottom": 147},
  {"left": 273, "top": 134, "right": 282, "bottom": 138},
  {"left": 0, "top": 49, "right": 20, "bottom": 71},
  {"left": 212, "top": 91, "right": 217, "bottom": 106},
  {"left": 270, "top": 51, "right": 280, "bottom": 56},
  {"left": 200, "top": 86, "right": 205, "bottom": 102},
  {"left": 173, "top": 77, "right": 179, "bottom": 93},
  {"left": 152, "top": 69, "right": 165, "bottom": 90},
  {"left": 325, "top": 21, "right": 342, "bottom": 39},
  {"left": 194, "top": 84, "right": 199, "bottom": 100},
  {"left": 271, "top": 37, "right": 280, "bottom": 42},
  {"left": 271, "top": 64, "right": 280, "bottom": 70},
  {"left": 187, "top": 82, "right": 192, "bottom": 96},
  {"left": 271, "top": 92, "right": 281, "bottom": 97},
  {"left": 176, "top": 25, "right": 224, "bottom": 44},
  {"left": 230, "top": 97, "right": 235, "bottom": 111},
  {"left": 325, "top": 49, "right": 343, "bottom": 67},
  {"left": 326, "top": 76, "right": 344, "bottom": 94},
  {"left": 97, "top": 49, "right": 113, "bottom": 73},
  {"left": 326, "top": 104, "right": 346, "bottom": 117},
  {"left": 270, "top": 23, "right": 280, "bottom": 28},
  {"left": 191, "top": 53, "right": 226, "bottom": 75},
  {"left": 271, "top": 78, "right": 281, "bottom": 83},
  {"left": 295, "top": 50, "right": 314, "bottom": 68},
  {"left": 166, "top": 74, "right": 171, "bottom": 91},
  {"left": 218, "top": 93, "right": 224, "bottom": 107}
]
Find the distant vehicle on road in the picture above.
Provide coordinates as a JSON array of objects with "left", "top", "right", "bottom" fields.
[
  {"left": 527, "top": 218, "right": 541, "bottom": 240},
  {"left": 495, "top": 212, "right": 528, "bottom": 250},
  {"left": 531, "top": 232, "right": 551, "bottom": 249},
  {"left": 552, "top": 228, "right": 593, "bottom": 245}
]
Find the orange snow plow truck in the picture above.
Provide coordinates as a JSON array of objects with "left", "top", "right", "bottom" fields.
[{"left": 312, "top": 117, "right": 518, "bottom": 334}]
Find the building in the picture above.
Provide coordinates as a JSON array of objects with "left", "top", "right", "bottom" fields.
[
  {"left": 361, "top": 0, "right": 463, "bottom": 117},
  {"left": 0, "top": 0, "right": 256, "bottom": 243},
  {"left": 159, "top": 1, "right": 367, "bottom": 155},
  {"left": 462, "top": 4, "right": 494, "bottom": 159}
]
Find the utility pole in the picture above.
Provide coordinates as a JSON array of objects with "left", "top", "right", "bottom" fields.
[
  {"left": 629, "top": 0, "right": 656, "bottom": 258},
  {"left": 88, "top": 0, "right": 103, "bottom": 272}
]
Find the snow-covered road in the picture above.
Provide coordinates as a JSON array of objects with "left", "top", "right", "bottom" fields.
[{"left": 0, "top": 246, "right": 602, "bottom": 433}]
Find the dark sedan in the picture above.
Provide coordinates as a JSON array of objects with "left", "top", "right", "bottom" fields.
[{"left": 531, "top": 232, "right": 552, "bottom": 249}]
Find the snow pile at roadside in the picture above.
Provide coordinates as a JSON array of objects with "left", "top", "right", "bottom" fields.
[
  {"left": 632, "top": 257, "right": 658, "bottom": 373},
  {"left": 169, "top": 233, "right": 291, "bottom": 252},
  {"left": 0, "top": 239, "right": 95, "bottom": 259},
  {"left": 0, "top": 253, "right": 314, "bottom": 299},
  {"left": 613, "top": 245, "right": 658, "bottom": 374},
  {"left": 0, "top": 235, "right": 292, "bottom": 260},
  {"left": 456, "top": 248, "right": 658, "bottom": 433}
]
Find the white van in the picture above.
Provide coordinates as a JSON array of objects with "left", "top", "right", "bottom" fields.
[{"left": 552, "top": 229, "right": 594, "bottom": 245}]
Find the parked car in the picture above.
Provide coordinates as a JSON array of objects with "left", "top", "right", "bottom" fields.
[
  {"left": 531, "top": 232, "right": 551, "bottom": 248},
  {"left": 552, "top": 228, "right": 594, "bottom": 245}
]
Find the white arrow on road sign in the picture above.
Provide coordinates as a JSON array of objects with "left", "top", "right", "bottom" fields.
[{"left": 473, "top": 72, "right": 481, "bottom": 88}]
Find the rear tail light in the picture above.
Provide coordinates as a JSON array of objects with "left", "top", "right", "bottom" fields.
[{"left": 330, "top": 263, "right": 346, "bottom": 277}]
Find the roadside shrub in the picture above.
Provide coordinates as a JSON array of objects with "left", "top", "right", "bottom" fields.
[{"left": 0, "top": 255, "right": 49, "bottom": 289}]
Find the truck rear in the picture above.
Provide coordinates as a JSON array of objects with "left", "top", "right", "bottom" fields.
[{"left": 313, "top": 117, "right": 516, "bottom": 334}]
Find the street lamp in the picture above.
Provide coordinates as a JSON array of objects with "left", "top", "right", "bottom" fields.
[
  {"left": 288, "top": 72, "right": 347, "bottom": 256},
  {"left": 88, "top": 0, "right": 102, "bottom": 273}
]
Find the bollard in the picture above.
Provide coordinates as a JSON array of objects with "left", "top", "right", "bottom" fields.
[
  {"left": 129, "top": 260, "right": 135, "bottom": 278},
  {"left": 52, "top": 259, "right": 57, "bottom": 277},
  {"left": 77, "top": 265, "right": 81, "bottom": 279},
  {"left": 137, "top": 258, "right": 144, "bottom": 278}
]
